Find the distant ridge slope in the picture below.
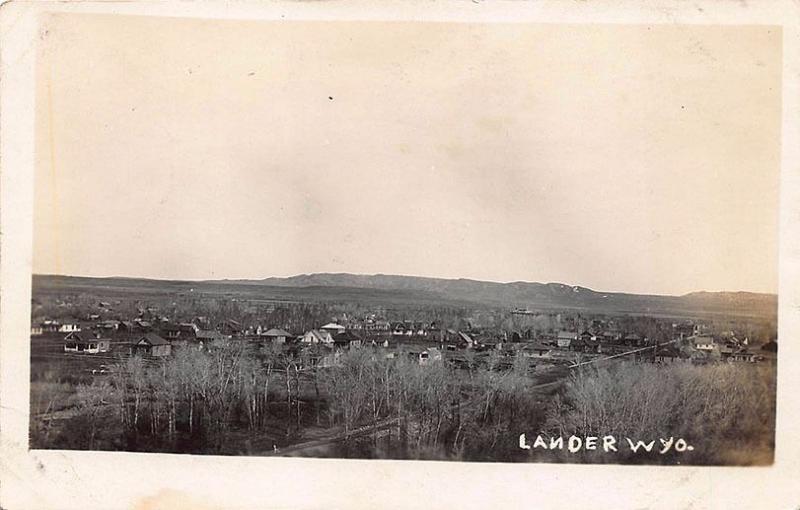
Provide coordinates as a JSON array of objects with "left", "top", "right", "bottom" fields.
[
  {"left": 32, "top": 272, "right": 776, "bottom": 318},
  {"left": 253, "top": 273, "right": 776, "bottom": 315}
]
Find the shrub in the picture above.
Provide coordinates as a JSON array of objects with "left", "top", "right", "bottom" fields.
[{"left": 543, "top": 362, "right": 776, "bottom": 465}]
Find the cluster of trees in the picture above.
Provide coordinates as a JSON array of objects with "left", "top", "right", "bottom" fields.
[
  {"left": 32, "top": 336, "right": 776, "bottom": 464},
  {"left": 34, "top": 339, "right": 546, "bottom": 459},
  {"left": 319, "top": 348, "right": 539, "bottom": 459},
  {"left": 542, "top": 362, "right": 776, "bottom": 465}
]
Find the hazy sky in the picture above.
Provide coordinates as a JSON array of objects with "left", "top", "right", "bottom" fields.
[{"left": 34, "top": 14, "right": 781, "bottom": 295}]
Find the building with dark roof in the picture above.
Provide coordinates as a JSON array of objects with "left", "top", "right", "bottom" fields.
[
  {"left": 261, "top": 328, "right": 292, "bottom": 344},
  {"left": 132, "top": 333, "right": 172, "bottom": 357},
  {"left": 64, "top": 331, "right": 110, "bottom": 354}
]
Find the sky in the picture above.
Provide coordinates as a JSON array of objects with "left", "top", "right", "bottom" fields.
[{"left": 34, "top": 14, "right": 782, "bottom": 295}]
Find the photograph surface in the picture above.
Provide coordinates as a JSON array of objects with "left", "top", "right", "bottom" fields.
[{"left": 30, "top": 13, "right": 780, "bottom": 466}]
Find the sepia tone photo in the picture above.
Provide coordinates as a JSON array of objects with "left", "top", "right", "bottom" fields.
[{"left": 28, "top": 12, "right": 781, "bottom": 468}]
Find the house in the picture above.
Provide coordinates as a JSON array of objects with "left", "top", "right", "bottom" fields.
[
  {"left": 391, "top": 322, "right": 407, "bottom": 336},
  {"left": 58, "top": 323, "right": 80, "bottom": 333},
  {"left": 368, "top": 337, "right": 393, "bottom": 348},
  {"left": 195, "top": 329, "right": 227, "bottom": 347},
  {"left": 132, "top": 333, "right": 172, "bottom": 357},
  {"left": 733, "top": 350, "right": 762, "bottom": 363},
  {"left": 99, "top": 320, "right": 120, "bottom": 331},
  {"left": 161, "top": 323, "right": 198, "bottom": 340},
  {"left": 261, "top": 328, "right": 292, "bottom": 344},
  {"left": 41, "top": 320, "right": 60, "bottom": 333},
  {"left": 178, "top": 323, "right": 200, "bottom": 339},
  {"left": 301, "top": 329, "right": 334, "bottom": 346},
  {"left": 570, "top": 336, "right": 587, "bottom": 352},
  {"left": 217, "top": 319, "right": 242, "bottom": 336},
  {"left": 457, "top": 331, "right": 476, "bottom": 349},
  {"left": 64, "top": 331, "right": 110, "bottom": 354},
  {"left": 623, "top": 333, "right": 642, "bottom": 346},
  {"left": 600, "top": 331, "right": 621, "bottom": 344},
  {"left": 557, "top": 331, "right": 577, "bottom": 349},
  {"left": 31, "top": 324, "right": 43, "bottom": 336},
  {"left": 133, "top": 319, "right": 153, "bottom": 332},
  {"left": 427, "top": 322, "right": 443, "bottom": 339},
  {"left": 673, "top": 322, "right": 696, "bottom": 339},
  {"left": 581, "top": 338, "right": 601, "bottom": 353},
  {"left": 333, "top": 330, "right": 362, "bottom": 349},
  {"left": 653, "top": 346, "right": 684, "bottom": 363},
  {"left": 194, "top": 316, "right": 211, "bottom": 329},
  {"left": 320, "top": 322, "right": 346, "bottom": 336},
  {"left": 419, "top": 347, "right": 443, "bottom": 366},
  {"left": 161, "top": 324, "right": 182, "bottom": 340},
  {"left": 366, "top": 319, "right": 391, "bottom": 332},
  {"left": 693, "top": 335, "right": 716, "bottom": 351}
]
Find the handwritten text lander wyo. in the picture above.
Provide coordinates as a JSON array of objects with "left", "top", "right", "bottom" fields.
[{"left": 518, "top": 434, "right": 695, "bottom": 454}]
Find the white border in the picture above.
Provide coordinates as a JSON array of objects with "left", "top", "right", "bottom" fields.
[{"left": 2, "top": 1, "right": 798, "bottom": 509}]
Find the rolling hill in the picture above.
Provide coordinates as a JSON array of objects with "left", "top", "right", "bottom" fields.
[{"left": 32, "top": 273, "right": 777, "bottom": 319}]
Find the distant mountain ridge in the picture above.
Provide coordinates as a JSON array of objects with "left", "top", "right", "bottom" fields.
[
  {"left": 245, "top": 273, "right": 776, "bottom": 316},
  {"left": 33, "top": 272, "right": 777, "bottom": 318}
]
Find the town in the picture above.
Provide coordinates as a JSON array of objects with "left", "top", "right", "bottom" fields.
[
  {"left": 29, "top": 275, "right": 778, "bottom": 464},
  {"left": 34, "top": 304, "right": 775, "bottom": 366}
]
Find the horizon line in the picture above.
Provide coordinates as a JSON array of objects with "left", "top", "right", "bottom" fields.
[{"left": 31, "top": 271, "right": 779, "bottom": 299}]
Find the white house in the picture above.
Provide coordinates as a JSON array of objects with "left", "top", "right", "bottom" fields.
[
  {"left": 693, "top": 335, "right": 716, "bottom": 351},
  {"left": 419, "top": 347, "right": 443, "bottom": 366},
  {"left": 301, "top": 329, "right": 334, "bottom": 346},
  {"left": 320, "top": 322, "right": 346, "bottom": 336},
  {"left": 58, "top": 323, "right": 80, "bottom": 333},
  {"left": 64, "top": 331, "right": 110, "bottom": 354}
]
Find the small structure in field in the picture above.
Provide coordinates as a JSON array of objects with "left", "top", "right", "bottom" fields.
[
  {"left": 64, "top": 331, "right": 110, "bottom": 354},
  {"left": 419, "top": 347, "right": 443, "bottom": 366},
  {"left": 132, "top": 333, "right": 172, "bottom": 357}
]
